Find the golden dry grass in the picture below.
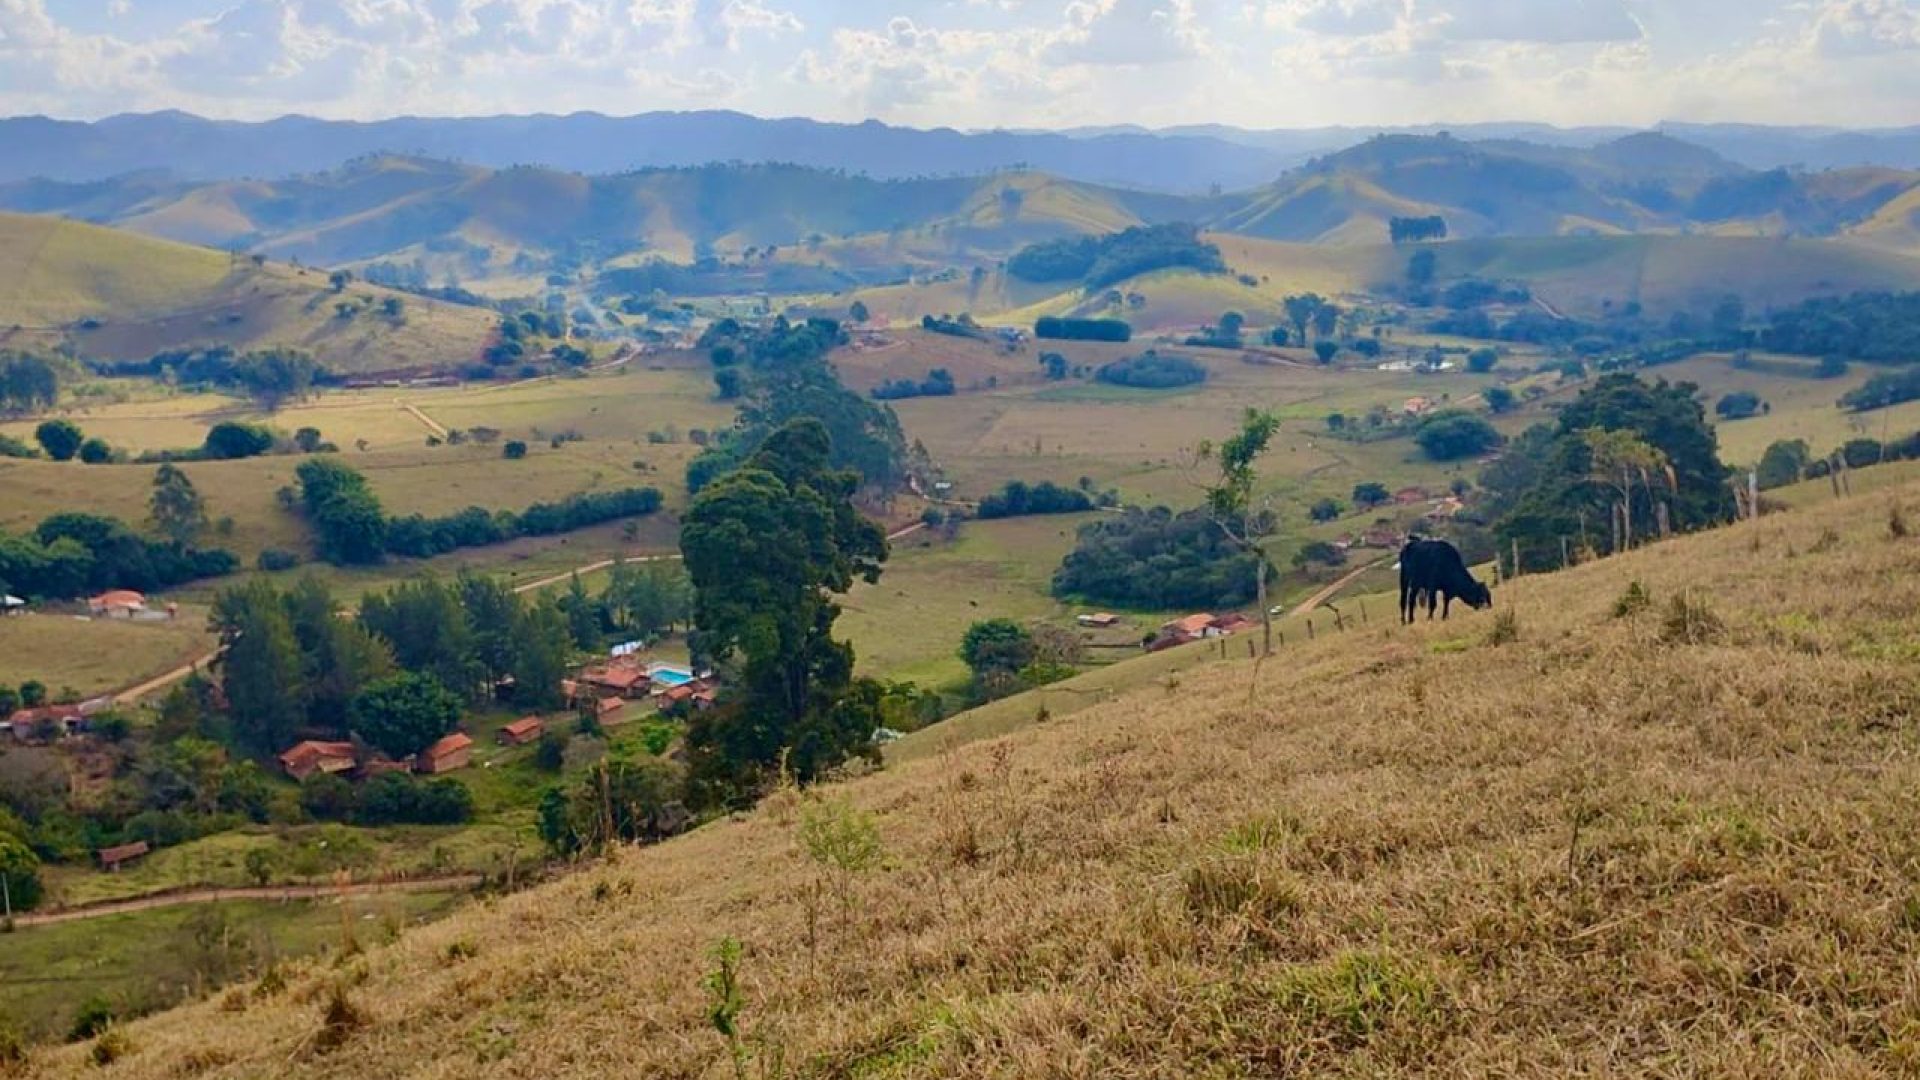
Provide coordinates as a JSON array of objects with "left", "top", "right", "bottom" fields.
[
  {"left": 33, "top": 477, "right": 1920, "bottom": 1077},
  {"left": 0, "top": 608, "right": 213, "bottom": 698}
]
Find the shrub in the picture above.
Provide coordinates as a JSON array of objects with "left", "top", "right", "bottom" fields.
[
  {"left": 203, "top": 422, "right": 277, "bottom": 460},
  {"left": 1660, "top": 591, "right": 1723, "bottom": 644},
  {"left": 503, "top": 441, "right": 528, "bottom": 460},
  {"left": 1415, "top": 412, "right": 1502, "bottom": 461},
  {"left": 976, "top": 480, "right": 1095, "bottom": 519},
  {"left": 1035, "top": 316, "right": 1131, "bottom": 343},
  {"left": 1095, "top": 350, "right": 1206, "bottom": 389},
  {"left": 77, "top": 437, "right": 112, "bottom": 464},
  {"left": 256, "top": 548, "right": 300, "bottom": 572},
  {"left": 1612, "top": 581, "right": 1653, "bottom": 618}
]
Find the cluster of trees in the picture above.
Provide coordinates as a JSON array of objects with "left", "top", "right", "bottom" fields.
[
  {"left": 1414, "top": 412, "right": 1504, "bottom": 461},
  {"left": 94, "top": 347, "right": 325, "bottom": 410},
  {"left": 1714, "top": 391, "right": 1768, "bottom": 419},
  {"left": 919, "top": 314, "right": 984, "bottom": 340},
  {"left": 1006, "top": 223, "right": 1225, "bottom": 288},
  {"left": 28, "top": 419, "right": 111, "bottom": 463},
  {"left": 301, "top": 770, "right": 473, "bottom": 827},
  {"left": 1389, "top": 216, "right": 1448, "bottom": 244},
  {"left": 1839, "top": 368, "right": 1920, "bottom": 413},
  {"left": 1276, "top": 294, "right": 1342, "bottom": 347},
  {"left": 1095, "top": 351, "right": 1207, "bottom": 390},
  {"left": 1762, "top": 292, "right": 1920, "bottom": 363},
  {"left": 957, "top": 618, "right": 1081, "bottom": 703},
  {"left": 1051, "top": 506, "right": 1261, "bottom": 610},
  {"left": 870, "top": 368, "right": 956, "bottom": 401},
  {"left": 0, "top": 351, "right": 59, "bottom": 414},
  {"left": 1755, "top": 430, "right": 1920, "bottom": 490},
  {"left": 1035, "top": 316, "right": 1132, "bottom": 343},
  {"left": 1441, "top": 279, "right": 1532, "bottom": 310},
  {"left": 1487, "top": 375, "right": 1734, "bottom": 570},
  {"left": 293, "top": 458, "right": 663, "bottom": 565},
  {"left": 214, "top": 573, "right": 573, "bottom": 758},
  {"left": 689, "top": 318, "right": 909, "bottom": 497},
  {"left": 483, "top": 311, "right": 572, "bottom": 368},
  {"left": 976, "top": 480, "right": 1109, "bottom": 519},
  {"left": 0, "top": 506, "right": 236, "bottom": 600}
]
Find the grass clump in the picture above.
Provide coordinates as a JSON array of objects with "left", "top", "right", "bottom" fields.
[
  {"left": 1484, "top": 609, "right": 1519, "bottom": 646},
  {"left": 1661, "top": 591, "right": 1724, "bottom": 644},
  {"left": 1183, "top": 857, "right": 1300, "bottom": 926},
  {"left": 1612, "top": 580, "right": 1653, "bottom": 618},
  {"left": 443, "top": 938, "right": 479, "bottom": 965},
  {"left": 1269, "top": 951, "right": 1438, "bottom": 1051},
  {"left": 1891, "top": 502, "right": 1910, "bottom": 539}
]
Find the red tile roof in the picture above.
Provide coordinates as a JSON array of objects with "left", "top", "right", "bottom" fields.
[
  {"left": 89, "top": 590, "right": 147, "bottom": 610},
  {"left": 277, "top": 740, "right": 356, "bottom": 773},
  {"left": 421, "top": 732, "right": 473, "bottom": 760},
  {"left": 1163, "top": 613, "right": 1216, "bottom": 637},
  {"left": 501, "top": 716, "right": 544, "bottom": 740}
]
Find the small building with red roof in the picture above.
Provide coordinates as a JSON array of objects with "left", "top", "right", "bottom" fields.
[{"left": 416, "top": 732, "right": 473, "bottom": 775}]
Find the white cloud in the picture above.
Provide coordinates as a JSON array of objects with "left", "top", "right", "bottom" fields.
[
  {"left": 1041, "top": 0, "right": 1205, "bottom": 65},
  {"left": 1812, "top": 0, "right": 1920, "bottom": 55},
  {"left": 1429, "top": 0, "right": 1641, "bottom": 44}
]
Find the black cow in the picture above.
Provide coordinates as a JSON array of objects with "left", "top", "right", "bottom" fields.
[{"left": 1399, "top": 538, "right": 1492, "bottom": 624}]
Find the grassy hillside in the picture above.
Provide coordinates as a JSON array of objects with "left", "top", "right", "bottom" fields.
[
  {"left": 0, "top": 212, "right": 496, "bottom": 374},
  {"left": 34, "top": 475, "right": 1920, "bottom": 1077}
]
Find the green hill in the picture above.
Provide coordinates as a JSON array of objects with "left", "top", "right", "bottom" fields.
[{"left": 0, "top": 212, "right": 496, "bottom": 374}]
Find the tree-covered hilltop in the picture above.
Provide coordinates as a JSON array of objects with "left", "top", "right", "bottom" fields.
[
  {"left": 1007, "top": 223, "right": 1226, "bottom": 288},
  {"left": 1764, "top": 292, "right": 1920, "bottom": 363}
]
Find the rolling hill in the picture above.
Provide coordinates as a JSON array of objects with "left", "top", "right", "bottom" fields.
[
  {"left": 31, "top": 475, "right": 1920, "bottom": 1077},
  {"left": 0, "top": 212, "right": 497, "bottom": 374}
]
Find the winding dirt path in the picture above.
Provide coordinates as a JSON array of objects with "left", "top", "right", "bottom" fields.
[
  {"left": 394, "top": 398, "right": 448, "bottom": 439},
  {"left": 1288, "top": 556, "right": 1393, "bottom": 618},
  {"left": 112, "top": 645, "right": 224, "bottom": 706},
  {"left": 12, "top": 874, "right": 483, "bottom": 929}
]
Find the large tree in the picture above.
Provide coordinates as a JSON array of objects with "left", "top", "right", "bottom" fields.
[
  {"left": 148, "top": 463, "right": 208, "bottom": 547},
  {"left": 34, "top": 419, "right": 82, "bottom": 462},
  {"left": 680, "top": 418, "right": 888, "bottom": 803},
  {"left": 350, "top": 672, "right": 462, "bottom": 760},
  {"left": 212, "top": 580, "right": 309, "bottom": 755}
]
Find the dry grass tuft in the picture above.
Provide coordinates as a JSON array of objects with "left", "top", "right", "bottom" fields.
[
  {"left": 1891, "top": 501, "right": 1911, "bottom": 539},
  {"left": 1612, "top": 579, "right": 1654, "bottom": 618},
  {"left": 87, "top": 1028, "right": 128, "bottom": 1068},
  {"left": 1660, "top": 589, "right": 1725, "bottom": 644},
  {"left": 1484, "top": 609, "right": 1520, "bottom": 645}
]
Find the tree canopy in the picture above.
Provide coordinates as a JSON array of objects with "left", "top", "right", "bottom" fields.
[{"left": 680, "top": 418, "right": 889, "bottom": 803}]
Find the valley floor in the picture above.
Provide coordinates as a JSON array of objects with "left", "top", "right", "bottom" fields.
[{"left": 31, "top": 476, "right": 1920, "bottom": 1077}]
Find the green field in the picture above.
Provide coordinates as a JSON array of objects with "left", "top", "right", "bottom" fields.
[
  {"left": 0, "top": 609, "right": 213, "bottom": 699},
  {"left": 0, "top": 891, "right": 465, "bottom": 1042}
]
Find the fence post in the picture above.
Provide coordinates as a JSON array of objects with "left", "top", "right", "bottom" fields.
[
  {"left": 1511, "top": 538, "right": 1522, "bottom": 579},
  {"left": 1307, "top": 618, "right": 1315, "bottom": 640},
  {"left": 1560, "top": 536, "right": 1570, "bottom": 569}
]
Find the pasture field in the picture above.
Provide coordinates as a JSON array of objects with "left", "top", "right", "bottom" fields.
[
  {"left": 0, "top": 892, "right": 465, "bottom": 1042},
  {"left": 840, "top": 514, "right": 1093, "bottom": 688},
  {"left": 0, "top": 608, "right": 213, "bottom": 699},
  {"left": 1659, "top": 352, "right": 1920, "bottom": 467},
  {"left": 51, "top": 473, "right": 1920, "bottom": 1078},
  {"left": 886, "top": 338, "right": 1503, "bottom": 514}
]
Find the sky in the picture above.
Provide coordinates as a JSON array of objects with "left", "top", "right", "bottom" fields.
[{"left": 2, "top": 0, "right": 1917, "bottom": 129}]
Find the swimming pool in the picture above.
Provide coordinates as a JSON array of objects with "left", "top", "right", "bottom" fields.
[{"left": 649, "top": 668, "right": 695, "bottom": 687}]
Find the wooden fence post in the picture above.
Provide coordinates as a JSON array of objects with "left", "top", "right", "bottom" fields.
[
  {"left": 1307, "top": 618, "right": 1315, "bottom": 640},
  {"left": 1511, "top": 538, "right": 1522, "bottom": 579}
]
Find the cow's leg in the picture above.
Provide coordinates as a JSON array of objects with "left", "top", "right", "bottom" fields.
[
  {"left": 1442, "top": 593, "right": 1453, "bottom": 620},
  {"left": 1400, "top": 583, "right": 1412, "bottom": 624},
  {"left": 1426, "top": 590, "right": 1438, "bottom": 620}
]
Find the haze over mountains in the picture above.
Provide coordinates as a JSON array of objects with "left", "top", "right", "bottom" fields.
[
  {"left": 6, "top": 129, "right": 1918, "bottom": 287},
  {"left": 6, "top": 111, "right": 1920, "bottom": 193}
]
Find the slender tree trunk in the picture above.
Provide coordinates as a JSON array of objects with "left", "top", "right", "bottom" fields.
[{"left": 1256, "top": 556, "right": 1272, "bottom": 657}]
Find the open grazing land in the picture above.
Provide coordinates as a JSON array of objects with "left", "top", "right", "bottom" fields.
[
  {"left": 13, "top": 98, "right": 1920, "bottom": 1077},
  {"left": 21, "top": 475, "right": 1920, "bottom": 1076}
]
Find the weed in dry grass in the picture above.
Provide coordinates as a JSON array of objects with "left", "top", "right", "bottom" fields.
[
  {"left": 0, "top": 1022, "right": 25, "bottom": 1075},
  {"left": 1612, "top": 580, "right": 1653, "bottom": 618},
  {"left": 1810, "top": 526, "right": 1842, "bottom": 553},
  {"left": 216, "top": 989, "right": 246, "bottom": 1015},
  {"left": 310, "top": 984, "right": 366, "bottom": 1056},
  {"left": 88, "top": 1028, "right": 128, "bottom": 1068},
  {"left": 251, "top": 964, "right": 287, "bottom": 1002},
  {"left": 442, "top": 938, "right": 478, "bottom": 965},
  {"left": 1891, "top": 502, "right": 1910, "bottom": 539},
  {"left": 1660, "top": 590, "right": 1725, "bottom": 644},
  {"left": 1484, "top": 609, "right": 1519, "bottom": 646}
]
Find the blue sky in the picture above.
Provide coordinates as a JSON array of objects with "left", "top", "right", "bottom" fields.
[{"left": 3, "top": 1, "right": 1916, "bottom": 127}]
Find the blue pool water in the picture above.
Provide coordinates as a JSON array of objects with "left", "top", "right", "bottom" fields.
[{"left": 650, "top": 669, "right": 694, "bottom": 687}]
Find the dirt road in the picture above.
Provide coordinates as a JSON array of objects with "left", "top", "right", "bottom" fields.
[
  {"left": 12, "top": 874, "right": 483, "bottom": 929},
  {"left": 112, "top": 646, "right": 223, "bottom": 706},
  {"left": 1288, "top": 556, "right": 1392, "bottom": 618}
]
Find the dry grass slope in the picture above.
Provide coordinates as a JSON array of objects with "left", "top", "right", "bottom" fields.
[{"left": 33, "top": 480, "right": 1920, "bottom": 1077}]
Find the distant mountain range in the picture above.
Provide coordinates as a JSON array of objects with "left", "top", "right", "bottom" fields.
[
  {"left": 5, "top": 132, "right": 1916, "bottom": 287},
  {"left": 5, "top": 111, "right": 1920, "bottom": 194}
]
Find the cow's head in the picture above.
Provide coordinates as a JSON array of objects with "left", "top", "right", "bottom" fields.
[{"left": 1464, "top": 578, "right": 1493, "bottom": 610}]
